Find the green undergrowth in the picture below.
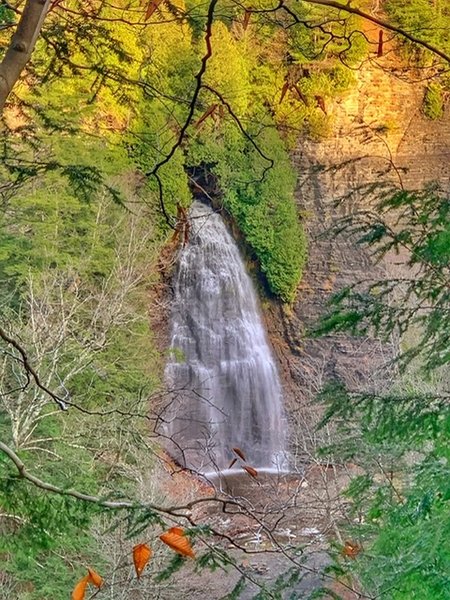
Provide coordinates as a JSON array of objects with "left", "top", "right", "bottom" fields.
[
  {"left": 385, "top": 0, "right": 450, "bottom": 120},
  {"left": 314, "top": 185, "right": 450, "bottom": 600},
  {"left": 423, "top": 82, "right": 445, "bottom": 120},
  {"left": 188, "top": 123, "right": 307, "bottom": 302}
]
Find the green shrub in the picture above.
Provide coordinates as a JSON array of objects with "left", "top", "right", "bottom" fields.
[
  {"left": 188, "top": 121, "right": 307, "bottom": 303},
  {"left": 423, "top": 82, "right": 445, "bottom": 120}
]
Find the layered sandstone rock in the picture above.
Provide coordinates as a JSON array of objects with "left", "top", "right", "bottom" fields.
[{"left": 267, "top": 52, "right": 450, "bottom": 458}]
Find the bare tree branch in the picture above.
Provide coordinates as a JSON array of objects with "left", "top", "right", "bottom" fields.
[
  {"left": 202, "top": 84, "right": 274, "bottom": 178},
  {"left": 1, "top": 0, "right": 450, "bottom": 116},
  {"left": 0, "top": 439, "right": 245, "bottom": 515},
  {"left": 0, "top": 324, "right": 68, "bottom": 411},
  {"left": 145, "top": 0, "right": 218, "bottom": 228}
]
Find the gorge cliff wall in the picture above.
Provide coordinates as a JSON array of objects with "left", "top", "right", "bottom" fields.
[{"left": 267, "top": 52, "right": 450, "bottom": 459}]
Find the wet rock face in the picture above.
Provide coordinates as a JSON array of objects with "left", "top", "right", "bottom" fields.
[{"left": 266, "top": 58, "right": 450, "bottom": 458}]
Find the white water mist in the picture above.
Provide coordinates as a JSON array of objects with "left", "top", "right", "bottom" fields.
[{"left": 164, "top": 201, "right": 287, "bottom": 472}]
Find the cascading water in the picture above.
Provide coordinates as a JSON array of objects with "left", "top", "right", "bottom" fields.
[{"left": 164, "top": 201, "right": 288, "bottom": 474}]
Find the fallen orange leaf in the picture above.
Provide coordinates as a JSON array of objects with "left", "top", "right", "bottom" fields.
[
  {"left": 87, "top": 568, "right": 103, "bottom": 588},
  {"left": 133, "top": 543, "right": 152, "bottom": 578},
  {"left": 160, "top": 528, "right": 195, "bottom": 558},
  {"left": 71, "top": 575, "right": 89, "bottom": 600}
]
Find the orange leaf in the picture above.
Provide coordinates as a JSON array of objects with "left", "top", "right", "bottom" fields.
[
  {"left": 133, "top": 543, "right": 152, "bottom": 578},
  {"left": 377, "top": 30, "right": 384, "bottom": 57},
  {"left": 145, "top": 0, "right": 164, "bottom": 20},
  {"left": 228, "top": 457, "right": 238, "bottom": 469},
  {"left": 242, "top": 465, "right": 258, "bottom": 478},
  {"left": 342, "top": 540, "right": 362, "bottom": 559},
  {"left": 168, "top": 526, "right": 185, "bottom": 535},
  {"left": 279, "top": 81, "right": 289, "bottom": 104},
  {"left": 232, "top": 447, "right": 246, "bottom": 461},
  {"left": 87, "top": 568, "right": 103, "bottom": 588},
  {"left": 71, "top": 575, "right": 89, "bottom": 600},
  {"left": 160, "top": 529, "right": 195, "bottom": 558}
]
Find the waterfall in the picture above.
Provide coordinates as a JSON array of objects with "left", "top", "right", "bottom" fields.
[{"left": 164, "top": 201, "right": 287, "bottom": 473}]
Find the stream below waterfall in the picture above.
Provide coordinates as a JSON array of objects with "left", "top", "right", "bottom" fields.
[{"left": 164, "top": 201, "right": 288, "bottom": 474}]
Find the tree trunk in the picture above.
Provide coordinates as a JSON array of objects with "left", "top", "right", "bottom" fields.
[{"left": 0, "top": 0, "right": 51, "bottom": 112}]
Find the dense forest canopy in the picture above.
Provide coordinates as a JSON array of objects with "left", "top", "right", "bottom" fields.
[{"left": 0, "top": 0, "right": 449, "bottom": 598}]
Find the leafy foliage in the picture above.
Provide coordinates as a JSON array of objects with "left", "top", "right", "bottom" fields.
[
  {"left": 423, "top": 82, "right": 445, "bottom": 119},
  {"left": 385, "top": 0, "right": 450, "bottom": 62},
  {"left": 188, "top": 122, "right": 307, "bottom": 301}
]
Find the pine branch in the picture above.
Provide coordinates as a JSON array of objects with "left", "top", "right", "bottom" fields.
[{"left": 0, "top": 439, "right": 245, "bottom": 515}]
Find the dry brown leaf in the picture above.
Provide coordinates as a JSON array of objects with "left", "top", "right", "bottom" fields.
[
  {"left": 145, "top": 0, "right": 164, "bottom": 20},
  {"left": 160, "top": 528, "right": 195, "bottom": 558},
  {"left": 71, "top": 575, "right": 89, "bottom": 600},
  {"left": 315, "top": 95, "right": 327, "bottom": 114},
  {"left": 279, "top": 81, "right": 289, "bottom": 104},
  {"left": 377, "top": 30, "right": 384, "bottom": 57},
  {"left": 293, "top": 84, "right": 308, "bottom": 105},
  {"left": 243, "top": 9, "right": 251, "bottom": 30},
  {"left": 228, "top": 457, "right": 238, "bottom": 469},
  {"left": 133, "top": 543, "right": 152, "bottom": 578},
  {"left": 232, "top": 447, "right": 246, "bottom": 461},
  {"left": 194, "top": 104, "right": 218, "bottom": 129},
  {"left": 342, "top": 540, "right": 362, "bottom": 559},
  {"left": 242, "top": 465, "right": 258, "bottom": 478}
]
